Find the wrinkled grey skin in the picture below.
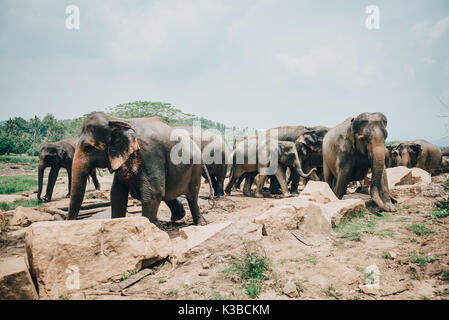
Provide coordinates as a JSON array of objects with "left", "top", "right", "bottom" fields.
[
  {"left": 68, "top": 112, "right": 213, "bottom": 224},
  {"left": 175, "top": 126, "right": 228, "bottom": 198},
  {"left": 391, "top": 140, "right": 442, "bottom": 174},
  {"left": 225, "top": 137, "right": 315, "bottom": 198},
  {"left": 323, "top": 112, "right": 396, "bottom": 212},
  {"left": 266, "top": 125, "right": 329, "bottom": 194},
  {"left": 37, "top": 138, "right": 100, "bottom": 202}
]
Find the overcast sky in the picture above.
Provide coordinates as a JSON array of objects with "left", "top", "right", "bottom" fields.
[{"left": 0, "top": 0, "right": 448, "bottom": 143}]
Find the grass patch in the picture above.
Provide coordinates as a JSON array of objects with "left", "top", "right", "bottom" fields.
[
  {"left": 408, "top": 224, "right": 433, "bottom": 236},
  {"left": 442, "top": 270, "right": 449, "bottom": 283},
  {"left": 304, "top": 255, "right": 318, "bottom": 265},
  {"left": 335, "top": 209, "right": 376, "bottom": 241},
  {"left": 223, "top": 244, "right": 271, "bottom": 299},
  {"left": 322, "top": 284, "right": 339, "bottom": 299},
  {"left": 0, "top": 175, "right": 38, "bottom": 194},
  {"left": 432, "top": 199, "right": 449, "bottom": 219},
  {"left": 166, "top": 290, "right": 178, "bottom": 297},
  {"left": 409, "top": 251, "right": 436, "bottom": 268},
  {"left": 23, "top": 164, "right": 38, "bottom": 171},
  {"left": 210, "top": 291, "right": 231, "bottom": 300},
  {"left": 120, "top": 269, "right": 137, "bottom": 282},
  {"left": 0, "top": 199, "right": 43, "bottom": 211},
  {"left": 0, "top": 155, "right": 39, "bottom": 164}
]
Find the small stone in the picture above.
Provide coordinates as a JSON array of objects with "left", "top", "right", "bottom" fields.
[
  {"left": 202, "top": 262, "right": 210, "bottom": 270},
  {"left": 283, "top": 280, "right": 297, "bottom": 298},
  {"left": 388, "top": 251, "right": 397, "bottom": 260},
  {"left": 199, "top": 272, "right": 208, "bottom": 277}
]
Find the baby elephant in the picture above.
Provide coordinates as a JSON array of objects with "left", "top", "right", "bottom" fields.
[{"left": 225, "top": 136, "right": 315, "bottom": 198}]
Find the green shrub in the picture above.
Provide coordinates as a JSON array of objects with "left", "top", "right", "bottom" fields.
[{"left": 0, "top": 199, "right": 43, "bottom": 211}]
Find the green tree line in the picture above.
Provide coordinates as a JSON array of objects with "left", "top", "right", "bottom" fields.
[{"left": 0, "top": 101, "right": 251, "bottom": 156}]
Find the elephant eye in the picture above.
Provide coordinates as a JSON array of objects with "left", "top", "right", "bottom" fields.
[{"left": 84, "top": 145, "right": 97, "bottom": 153}]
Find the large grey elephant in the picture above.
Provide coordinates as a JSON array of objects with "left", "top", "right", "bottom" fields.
[
  {"left": 175, "top": 126, "right": 228, "bottom": 198},
  {"left": 390, "top": 140, "right": 442, "bottom": 174},
  {"left": 323, "top": 112, "right": 396, "bottom": 212},
  {"left": 225, "top": 136, "right": 315, "bottom": 198},
  {"left": 68, "top": 112, "right": 213, "bottom": 224},
  {"left": 37, "top": 138, "right": 100, "bottom": 202}
]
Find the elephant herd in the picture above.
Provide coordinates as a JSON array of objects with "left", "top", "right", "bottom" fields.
[{"left": 37, "top": 111, "right": 444, "bottom": 225}]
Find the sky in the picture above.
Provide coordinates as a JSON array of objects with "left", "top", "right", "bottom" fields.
[{"left": 0, "top": 0, "right": 448, "bottom": 143}]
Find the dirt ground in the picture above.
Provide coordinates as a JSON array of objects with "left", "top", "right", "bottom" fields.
[{"left": 1, "top": 171, "right": 449, "bottom": 300}]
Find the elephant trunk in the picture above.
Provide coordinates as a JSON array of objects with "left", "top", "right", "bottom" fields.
[
  {"left": 68, "top": 149, "right": 90, "bottom": 220},
  {"left": 293, "top": 153, "right": 316, "bottom": 179},
  {"left": 400, "top": 152, "right": 411, "bottom": 168},
  {"left": 369, "top": 141, "right": 388, "bottom": 210},
  {"left": 37, "top": 162, "right": 45, "bottom": 201}
]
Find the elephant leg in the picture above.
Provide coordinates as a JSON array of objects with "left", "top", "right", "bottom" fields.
[
  {"left": 274, "top": 167, "right": 290, "bottom": 197},
  {"left": 90, "top": 169, "right": 101, "bottom": 190},
  {"left": 214, "top": 166, "right": 226, "bottom": 198},
  {"left": 187, "top": 196, "right": 204, "bottom": 225},
  {"left": 110, "top": 175, "right": 129, "bottom": 219},
  {"left": 289, "top": 167, "right": 300, "bottom": 194},
  {"left": 379, "top": 169, "right": 397, "bottom": 212},
  {"left": 210, "top": 174, "right": 218, "bottom": 197},
  {"left": 142, "top": 199, "right": 162, "bottom": 224},
  {"left": 43, "top": 166, "right": 60, "bottom": 202},
  {"left": 234, "top": 173, "right": 246, "bottom": 190},
  {"left": 269, "top": 176, "right": 282, "bottom": 194},
  {"left": 323, "top": 161, "right": 333, "bottom": 189},
  {"left": 255, "top": 174, "right": 267, "bottom": 198},
  {"left": 166, "top": 198, "right": 186, "bottom": 221},
  {"left": 242, "top": 172, "right": 257, "bottom": 197},
  {"left": 334, "top": 165, "right": 351, "bottom": 199},
  {"left": 225, "top": 166, "right": 243, "bottom": 195}
]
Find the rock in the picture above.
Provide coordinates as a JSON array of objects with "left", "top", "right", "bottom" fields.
[
  {"left": 25, "top": 217, "right": 171, "bottom": 299},
  {"left": 252, "top": 205, "right": 305, "bottom": 235},
  {"left": 172, "top": 222, "right": 262, "bottom": 258},
  {"left": 7, "top": 227, "right": 29, "bottom": 240},
  {"left": 322, "top": 199, "right": 366, "bottom": 227},
  {"left": 202, "top": 262, "right": 210, "bottom": 270},
  {"left": 425, "top": 261, "right": 443, "bottom": 276},
  {"left": 386, "top": 167, "right": 413, "bottom": 189},
  {"left": 359, "top": 264, "right": 380, "bottom": 295},
  {"left": 283, "top": 280, "right": 297, "bottom": 298},
  {"left": 299, "top": 181, "right": 338, "bottom": 204},
  {"left": 388, "top": 251, "right": 397, "bottom": 260},
  {"left": 410, "top": 168, "right": 431, "bottom": 186},
  {"left": 10, "top": 207, "right": 55, "bottom": 227},
  {"left": 422, "top": 183, "right": 444, "bottom": 198},
  {"left": 0, "top": 257, "right": 38, "bottom": 300},
  {"left": 343, "top": 192, "right": 371, "bottom": 203}
]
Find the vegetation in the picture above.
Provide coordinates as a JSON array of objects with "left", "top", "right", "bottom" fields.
[
  {"left": 120, "top": 269, "right": 137, "bottom": 282},
  {"left": 0, "top": 100, "right": 256, "bottom": 156},
  {"left": 322, "top": 284, "right": 339, "bottom": 299},
  {"left": 0, "top": 175, "right": 38, "bottom": 195},
  {"left": 408, "top": 224, "right": 433, "bottom": 236},
  {"left": 409, "top": 251, "right": 436, "bottom": 268},
  {"left": 432, "top": 199, "right": 449, "bottom": 218},
  {"left": 0, "top": 155, "right": 39, "bottom": 164},
  {"left": 224, "top": 245, "right": 272, "bottom": 299},
  {"left": 0, "top": 199, "right": 43, "bottom": 211}
]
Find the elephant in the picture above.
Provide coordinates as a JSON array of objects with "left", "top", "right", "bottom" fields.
[
  {"left": 225, "top": 135, "right": 316, "bottom": 198},
  {"left": 37, "top": 138, "right": 100, "bottom": 202},
  {"left": 175, "top": 126, "right": 229, "bottom": 198},
  {"left": 323, "top": 112, "right": 396, "bottom": 212},
  {"left": 265, "top": 125, "right": 329, "bottom": 194},
  {"left": 385, "top": 143, "right": 400, "bottom": 168},
  {"left": 68, "top": 112, "right": 213, "bottom": 225},
  {"left": 392, "top": 140, "right": 442, "bottom": 174}
]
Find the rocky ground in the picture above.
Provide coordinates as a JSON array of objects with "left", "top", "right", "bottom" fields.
[{"left": 1, "top": 167, "right": 449, "bottom": 300}]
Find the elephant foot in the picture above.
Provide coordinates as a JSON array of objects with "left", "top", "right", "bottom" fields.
[
  {"left": 282, "top": 192, "right": 292, "bottom": 198},
  {"left": 254, "top": 192, "right": 264, "bottom": 198},
  {"left": 65, "top": 193, "right": 71, "bottom": 199},
  {"left": 193, "top": 215, "right": 207, "bottom": 226},
  {"left": 243, "top": 191, "right": 252, "bottom": 197},
  {"left": 95, "top": 184, "right": 101, "bottom": 191},
  {"left": 269, "top": 188, "right": 283, "bottom": 195},
  {"left": 170, "top": 205, "right": 186, "bottom": 222},
  {"left": 290, "top": 189, "right": 299, "bottom": 195},
  {"left": 42, "top": 196, "right": 51, "bottom": 203}
]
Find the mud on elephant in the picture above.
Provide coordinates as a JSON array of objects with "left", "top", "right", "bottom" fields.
[
  {"left": 68, "top": 112, "right": 213, "bottom": 225},
  {"left": 37, "top": 138, "right": 100, "bottom": 202},
  {"left": 323, "top": 112, "right": 396, "bottom": 212}
]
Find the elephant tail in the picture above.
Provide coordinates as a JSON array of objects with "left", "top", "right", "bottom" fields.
[{"left": 201, "top": 158, "right": 215, "bottom": 208}]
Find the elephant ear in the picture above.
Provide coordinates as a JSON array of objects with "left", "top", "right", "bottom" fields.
[
  {"left": 107, "top": 120, "right": 140, "bottom": 172},
  {"left": 346, "top": 118, "right": 356, "bottom": 148},
  {"left": 56, "top": 146, "right": 67, "bottom": 161},
  {"left": 410, "top": 144, "right": 422, "bottom": 156}
]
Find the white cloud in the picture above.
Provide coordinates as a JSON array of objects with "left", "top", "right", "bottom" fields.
[
  {"left": 413, "top": 14, "right": 449, "bottom": 45},
  {"left": 421, "top": 57, "right": 436, "bottom": 64},
  {"left": 109, "top": 0, "right": 226, "bottom": 62},
  {"left": 275, "top": 44, "right": 373, "bottom": 88}
]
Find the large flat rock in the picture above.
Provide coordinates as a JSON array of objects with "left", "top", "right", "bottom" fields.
[
  {"left": 0, "top": 257, "right": 38, "bottom": 300},
  {"left": 25, "top": 216, "right": 171, "bottom": 299}
]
